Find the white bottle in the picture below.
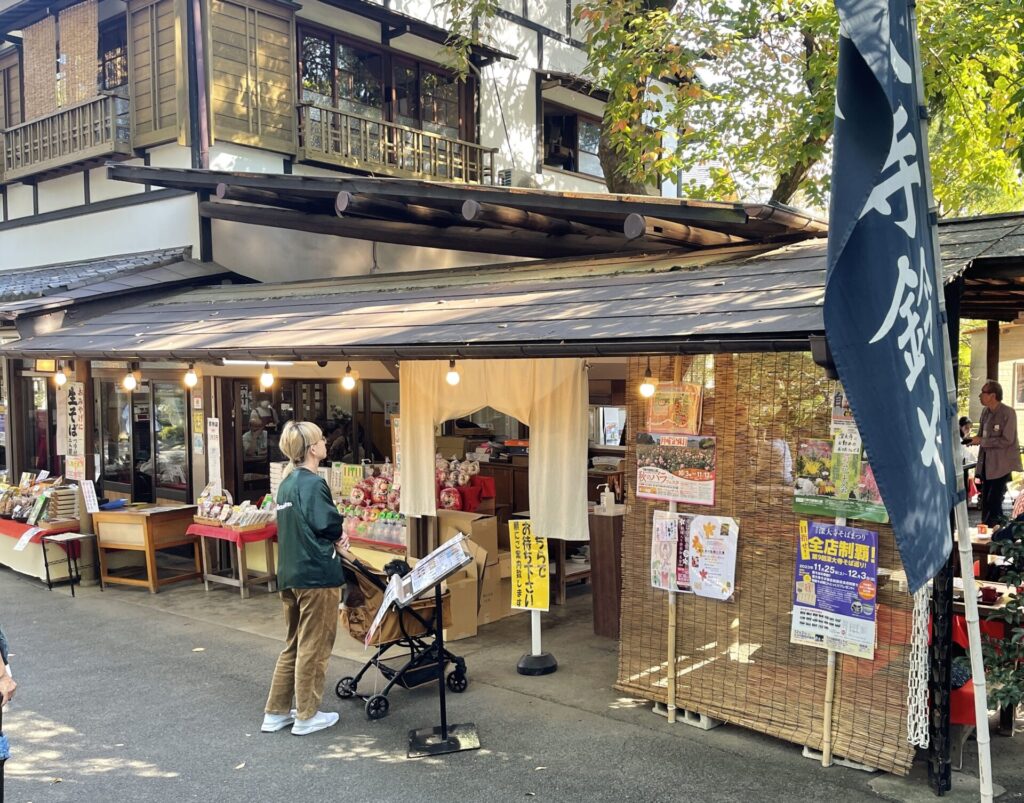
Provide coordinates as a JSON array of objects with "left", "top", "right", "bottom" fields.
[{"left": 598, "top": 483, "right": 615, "bottom": 514}]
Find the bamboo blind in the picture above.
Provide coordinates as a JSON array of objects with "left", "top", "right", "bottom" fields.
[{"left": 616, "top": 352, "right": 915, "bottom": 775}]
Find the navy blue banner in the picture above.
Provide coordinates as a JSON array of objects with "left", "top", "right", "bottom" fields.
[{"left": 825, "top": 0, "right": 956, "bottom": 592}]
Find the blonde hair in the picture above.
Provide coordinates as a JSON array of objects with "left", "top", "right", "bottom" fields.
[{"left": 279, "top": 420, "right": 323, "bottom": 480}]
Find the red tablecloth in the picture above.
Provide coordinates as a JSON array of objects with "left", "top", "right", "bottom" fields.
[
  {"left": 186, "top": 523, "right": 278, "bottom": 544},
  {"left": 0, "top": 518, "right": 82, "bottom": 556},
  {"left": 953, "top": 613, "right": 1006, "bottom": 650},
  {"left": 951, "top": 679, "right": 977, "bottom": 726}
]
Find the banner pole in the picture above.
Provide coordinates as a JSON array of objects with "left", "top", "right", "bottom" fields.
[
  {"left": 903, "top": 0, "right": 993, "bottom": 797},
  {"left": 666, "top": 500, "right": 678, "bottom": 723}
]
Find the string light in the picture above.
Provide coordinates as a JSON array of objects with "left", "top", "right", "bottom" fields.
[
  {"left": 184, "top": 363, "right": 198, "bottom": 388},
  {"left": 639, "top": 358, "right": 656, "bottom": 398},
  {"left": 341, "top": 363, "right": 356, "bottom": 391},
  {"left": 445, "top": 359, "right": 461, "bottom": 386}
]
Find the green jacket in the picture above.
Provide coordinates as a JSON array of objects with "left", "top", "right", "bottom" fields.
[{"left": 275, "top": 467, "right": 344, "bottom": 590}]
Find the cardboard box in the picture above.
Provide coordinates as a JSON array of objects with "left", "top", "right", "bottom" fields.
[
  {"left": 497, "top": 549, "right": 512, "bottom": 579},
  {"left": 442, "top": 537, "right": 488, "bottom": 641},
  {"left": 438, "top": 510, "right": 498, "bottom": 566},
  {"left": 436, "top": 436, "right": 468, "bottom": 458},
  {"left": 478, "top": 574, "right": 516, "bottom": 625}
]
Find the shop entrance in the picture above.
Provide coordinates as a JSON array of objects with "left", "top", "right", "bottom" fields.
[
  {"left": 95, "top": 379, "right": 190, "bottom": 503},
  {"left": 19, "top": 371, "right": 59, "bottom": 477}
]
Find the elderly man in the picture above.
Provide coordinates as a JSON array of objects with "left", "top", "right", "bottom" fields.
[{"left": 972, "top": 380, "right": 1023, "bottom": 527}]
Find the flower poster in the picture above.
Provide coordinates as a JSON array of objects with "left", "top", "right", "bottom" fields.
[
  {"left": 688, "top": 515, "right": 738, "bottom": 600},
  {"left": 790, "top": 520, "right": 878, "bottom": 659},
  {"left": 636, "top": 433, "right": 716, "bottom": 506},
  {"left": 646, "top": 382, "right": 703, "bottom": 435},
  {"left": 792, "top": 438, "right": 888, "bottom": 524}
]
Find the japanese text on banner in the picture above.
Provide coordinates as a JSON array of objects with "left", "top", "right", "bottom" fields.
[{"left": 509, "top": 519, "right": 549, "bottom": 612}]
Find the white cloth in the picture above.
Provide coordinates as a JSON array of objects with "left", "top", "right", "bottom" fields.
[{"left": 399, "top": 358, "right": 590, "bottom": 541}]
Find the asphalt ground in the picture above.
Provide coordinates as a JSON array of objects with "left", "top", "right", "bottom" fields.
[{"left": 0, "top": 568, "right": 1019, "bottom": 802}]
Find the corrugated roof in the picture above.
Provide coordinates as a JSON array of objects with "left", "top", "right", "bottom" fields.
[{"left": 4, "top": 240, "right": 829, "bottom": 360}]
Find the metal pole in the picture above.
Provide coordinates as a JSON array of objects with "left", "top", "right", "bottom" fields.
[
  {"left": 434, "top": 583, "right": 448, "bottom": 741},
  {"left": 906, "top": 0, "right": 994, "bottom": 798}
]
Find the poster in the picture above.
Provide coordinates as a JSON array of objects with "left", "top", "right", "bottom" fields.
[
  {"left": 650, "top": 510, "right": 694, "bottom": 592},
  {"left": 646, "top": 382, "right": 703, "bottom": 434},
  {"left": 636, "top": 432, "right": 716, "bottom": 506},
  {"left": 82, "top": 480, "right": 100, "bottom": 514},
  {"left": 790, "top": 520, "right": 878, "bottom": 659},
  {"left": 792, "top": 439, "right": 888, "bottom": 523},
  {"left": 207, "top": 417, "right": 222, "bottom": 492},
  {"left": 384, "top": 400, "right": 399, "bottom": 427},
  {"left": 66, "top": 456, "right": 86, "bottom": 481},
  {"left": 341, "top": 464, "right": 363, "bottom": 498},
  {"left": 66, "top": 382, "right": 84, "bottom": 459},
  {"left": 192, "top": 411, "right": 205, "bottom": 435},
  {"left": 510, "top": 519, "right": 550, "bottom": 611},
  {"left": 687, "top": 515, "right": 738, "bottom": 600}
]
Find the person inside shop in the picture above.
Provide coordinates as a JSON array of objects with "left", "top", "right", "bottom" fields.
[
  {"left": 960, "top": 416, "right": 973, "bottom": 444},
  {"left": 1, "top": 622, "right": 15, "bottom": 705},
  {"left": 971, "top": 380, "right": 1022, "bottom": 527},
  {"left": 252, "top": 394, "right": 279, "bottom": 431},
  {"left": 262, "top": 421, "right": 348, "bottom": 737},
  {"left": 242, "top": 416, "right": 269, "bottom": 460}
]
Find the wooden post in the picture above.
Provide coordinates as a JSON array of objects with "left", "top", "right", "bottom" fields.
[{"left": 986, "top": 320, "right": 1000, "bottom": 382}]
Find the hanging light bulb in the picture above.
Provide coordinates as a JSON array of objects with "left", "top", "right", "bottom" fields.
[
  {"left": 341, "top": 363, "right": 356, "bottom": 391},
  {"left": 123, "top": 362, "right": 139, "bottom": 392},
  {"left": 259, "top": 361, "right": 274, "bottom": 389},
  {"left": 184, "top": 363, "right": 198, "bottom": 388},
  {"left": 639, "top": 358, "right": 656, "bottom": 398},
  {"left": 54, "top": 362, "right": 68, "bottom": 387},
  {"left": 445, "top": 359, "right": 460, "bottom": 386}
]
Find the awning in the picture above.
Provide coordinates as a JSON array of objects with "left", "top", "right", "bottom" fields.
[
  {"left": 3, "top": 240, "right": 830, "bottom": 360},
  {"left": 938, "top": 212, "right": 1024, "bottom": 320}
]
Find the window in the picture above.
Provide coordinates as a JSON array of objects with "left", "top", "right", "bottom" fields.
[
  {"left": 336, "top": 42, "right": 383, "bottom": 119},
  {"left": 153, "top": 382, "right": 188, "bottom": 494},
  {"left": 98, "top": 17, "right": 128, "bottom": 91},
  {"left": 1014, "top": 363, "right": 1024, "bottom": 406},
  {"left": 98, "top": 380, "right": 131, "bottom": 488},
  {"left": 543, "top": 104, "right": 604, "bottom": 178},
  {"left": 301, "top": 32, "right": 333, "bottom": 106}
]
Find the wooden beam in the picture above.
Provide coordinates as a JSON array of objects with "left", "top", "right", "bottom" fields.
[
  {"left": 214, "top": 183, "right": 333, "bottom": 215},
  {"left": 199, "top": 201, "right": 683, "bottom": 259},
  {"left": 624, "top": 212, "right": 746, "bottom": 247},
  {"left": 336, "top": 191, "right": 462, "bottom": 227},
  {"left": 987, "top": 319, "right": 1000, "bottom": 379},
  {"left": 461, "top": 199, "right": 613, "bottom": 236}
]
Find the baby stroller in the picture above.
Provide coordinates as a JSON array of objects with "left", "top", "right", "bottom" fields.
[{"left": 337, "top": 555, "right": 468, "bottom": 720}]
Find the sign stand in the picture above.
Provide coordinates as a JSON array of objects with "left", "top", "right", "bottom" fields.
[
  {"left": 516, "top": 610, "right": 557, "bottom": 675},
  {"left": 408, "top": 582, "right": 480, "bottom": 758}
]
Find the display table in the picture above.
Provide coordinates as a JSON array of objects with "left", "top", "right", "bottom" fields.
[
  {"left": 0, "top": 518, "right": 83, "bottom": 583},
  {"left": 93, "top": 506, "right": 200, "bottom": 593},
  {"left": 42, "top": 532, "right": 102, "bottom": 597},
  {"left": 186, "top": 523, "right": 278, "bottom": 599}
]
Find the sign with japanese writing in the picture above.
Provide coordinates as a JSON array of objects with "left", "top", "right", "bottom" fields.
[
  {"left": 66, "top": 382, "right": 84, "bottom": 458},
  {"left": 793, "top": 438, "right": 888, "bottom": 524},
  {"left": 791, "top": 520, "right": 878, "bottom": 659},
  {"left": 509, "top": 519, "right": 550, "bottom": 611},
  {"left": 66, "top": 456, "right": 86, "bottom": 481},
  {"left": 824, "top": 0, "right": 954, "bottom": 592},
  {"left": 12, "top": 527, "right": 40, "bottom": 552},
  {"left": 687, "top": 515, "right": 738, "bottom": 600},
  {"left": 636, "top": 433, "right": 716, "bottom": 506},
  {"left": 646, "top": 382, "right": 703, "bottom": 435},
  {"left": 341, "top": 464, "right": 363, "bottom": 498},
  {"left": 56, "top": 387, "right": 68, "bottom": 455},
  {"left": 82, "top": 479, "right": 100, "bottom": 514},
  {"left": 206, "top": 417, "right": 222, "bottom": 493},
  {"left": 650, "top": 509, "right": 694, "bottom": 593}
]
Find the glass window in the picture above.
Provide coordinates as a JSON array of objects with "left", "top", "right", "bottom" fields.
[
  {"left": 542, "top": 105, "right": 604, "bottom": 178},
  {"left": 24, "top": 376, "right": 57, "bottom": 475},
  {"left": 153, "top": 382, "right": 188, "bottom": 494},
  {"left": 98, "top": 18, "right": 128, "bottom": 91},
  {"left": 337, "top": 43, "right": 383, "bottom": 118},
  {"left": 577, "top": 119, "right": 603, "bottom": 177},
  {"left": 98, "top": 379, "right": 131, "bottom": 487},
  {"left": 421, "top": 70, "right": 459, "bottom": 138},
  {"left": 301, "top": 33, "right": 333, "bottom": 106},
  {"left": 1015, "top": 363, "right": 1024, "bottom": 406},
  {"left": 394, "top": 63, "right": 419, "bottom": 128}
]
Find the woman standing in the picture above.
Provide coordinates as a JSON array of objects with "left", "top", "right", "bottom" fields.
[{"left": 262, "top": 421, "right": 346, "bottom": 736}]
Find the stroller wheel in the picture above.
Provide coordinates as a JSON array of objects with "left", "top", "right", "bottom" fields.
[
  {"left": 336, "top": 676, "right": 357, "bottom": 699},
  {"left": 365, "top": 694, "right": 390, "bottom": 720},
  {"left": 446, "top": 671, "right": 468, "bottom": 693}
]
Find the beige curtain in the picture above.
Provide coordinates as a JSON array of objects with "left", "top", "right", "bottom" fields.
[{"left": 399, "top": 358, "right": 590, "bottom": 542}]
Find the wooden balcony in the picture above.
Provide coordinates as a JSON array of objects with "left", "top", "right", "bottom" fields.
[
  {"left": 297, "top": 103, "right": 495, "bottom": 184},
  {"left": 2, "top": 95, "right": 132, "bottom": 184}
]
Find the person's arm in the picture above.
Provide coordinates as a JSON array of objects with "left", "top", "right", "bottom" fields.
[
  {"left": 0, "top": 625, "right": 15, "bottom": 705},
  {"left": 305, "top": 475, "right": 343, "bottom": 543}
]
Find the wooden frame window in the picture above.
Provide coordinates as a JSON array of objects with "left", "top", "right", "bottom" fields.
[
  {"left": 297, "top": 24, "right": 475, "bottom": 141},
  {"left": 542, "top": 101, "right": 604, "bottom": 179},
  {"left": 1013, "top": 362, "right": 1024, "bottom": 406},
  {"left": 98, "top": 15, "right": 128, "bottom": 92}
]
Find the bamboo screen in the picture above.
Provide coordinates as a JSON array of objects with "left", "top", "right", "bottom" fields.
[{"left": 616, "top": 353, "right": 916, "bottom": 775}]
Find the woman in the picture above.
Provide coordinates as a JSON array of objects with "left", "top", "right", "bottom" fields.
[{"left": 262, "top": 421, "right": 347, "bottom": 736}]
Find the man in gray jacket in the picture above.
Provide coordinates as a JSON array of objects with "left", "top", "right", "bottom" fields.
[{"left": 972, "top": 380, "right": 1023, "bottom": 526}]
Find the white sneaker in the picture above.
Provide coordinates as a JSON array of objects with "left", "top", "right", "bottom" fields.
[
  {"left": 291, "top": 710, "right": 339, "bottom": 736},
  {"left": 261, "top": 709, "right": 297, "bottom": 732}
]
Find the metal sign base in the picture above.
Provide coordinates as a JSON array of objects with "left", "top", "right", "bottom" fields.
[{"left": 407, "top": 723, "right": 480, "bottom": 758}]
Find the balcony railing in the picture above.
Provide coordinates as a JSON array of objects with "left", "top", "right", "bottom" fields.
[
  {"left": 297, "top": 103, "right": 495, "bottom": 184},
  {"left": 2, "top": 94, "right": 131, "bottom": 183}
]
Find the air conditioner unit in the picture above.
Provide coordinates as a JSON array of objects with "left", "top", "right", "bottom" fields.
[{"left": 496, "top": 168, "right": 540, "bottom": 188}]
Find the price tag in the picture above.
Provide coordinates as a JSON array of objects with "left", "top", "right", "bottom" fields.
[
  {"left": 82, "top": 480, "right": 100, "bottom": 514},
  {"left": 13, "top": 527, "right": 40, "bottom": 552},
  {"left": 36, "top": 469, "right": 49, "bottom": 481}
]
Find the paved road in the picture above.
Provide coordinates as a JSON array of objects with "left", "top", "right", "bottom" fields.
[{"left": 0, "top": 570, "right": 1013, "bottom": 802}]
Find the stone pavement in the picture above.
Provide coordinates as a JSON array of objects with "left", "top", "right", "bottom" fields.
[{"left": 0, "top": 567, "right": 1020, "bottom": 802}]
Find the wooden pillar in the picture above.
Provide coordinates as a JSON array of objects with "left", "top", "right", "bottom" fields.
[{"left": 986, "top": 320, "right": 1000, "bottom": 382}]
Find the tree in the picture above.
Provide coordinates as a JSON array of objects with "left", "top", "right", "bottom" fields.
[{"left": 442, "top": 0, "right": 1024, "bottom": 213}]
